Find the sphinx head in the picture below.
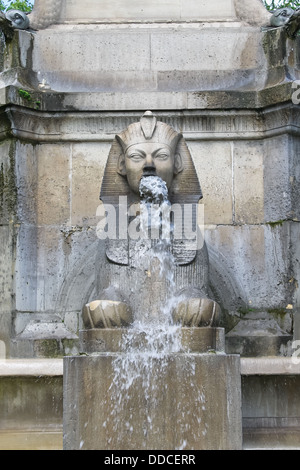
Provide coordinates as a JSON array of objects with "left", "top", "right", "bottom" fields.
[{"left": 116, "top": 111, "right": 183, "bottom": 195}]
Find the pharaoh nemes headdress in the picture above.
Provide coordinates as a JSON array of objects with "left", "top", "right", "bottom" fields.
[
  {"left": 100, "top": 111, "right": 202, "bottom": 205},
  {"left": 116, "top": 111, "right": 182, "bottom": 153}
]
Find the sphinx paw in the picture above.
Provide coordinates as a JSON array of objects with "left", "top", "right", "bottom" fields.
[
  {"left": 172, "top": 298, "right": 220, "bottom": 327},
  {"left": 82, "top": 300, "right": 133, "bottom": 328}
]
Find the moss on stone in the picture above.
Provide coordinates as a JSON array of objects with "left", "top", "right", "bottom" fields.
[
  {"left": 18, "top": 89, "right": 42, "bottom": 110},
  {"left": 266, "top": 219, "right": 285, "bottom": 227},
  {"left": 33, "top": 339, "right": 79, "bottom": 358},
  {"left": 267, "top": 307, "right": 289, "bottom": 318}
]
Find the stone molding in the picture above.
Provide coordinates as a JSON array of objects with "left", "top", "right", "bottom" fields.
[
  {"left": 80, "top": 328, "right": 226, "bottom": 354},
  {"left": 1, "top": 356, "right": 298, "bottom": 377},
  {"left": 0, "top": 358, "right": 63, "bottom": 376},
  {"left": 241, "top": 357, "right": 300, "bottom": 375},
  {"left": 2, "top": 101, "right": 300, "bottom": 143}
]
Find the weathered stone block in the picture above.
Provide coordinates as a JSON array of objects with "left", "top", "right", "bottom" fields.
[
  {"left": 15, "top": 142, "right": 37, "bottom": 224},
  {"left": 63, "top": 332, "right": 242, "bottom": 450},
  {"left": 291, "top": 222, "right": 300, "bottom": 342},
  {"left": 30, "top": 25, "right": 267, "bottom": 94},
  {"left": 233, "top": 140, "right": 264, "bottom": 224},
  {"left": 71, "top": 143, "right": 109, "bottom": 226},
  {"left": 35, "top": 144, "right": 70, "bottom": 226},
  {"left": 15, "top": 223, "right": 98, "bottom": 315},
  {"left": 17, "top": 143, "right": 71, "bottom": 226},
  {"left": 32, "top": 29, "right": 151, "bottom": 74},
  {"left": 290, "top": 136, "right": 300, "bottom": 221},
  {"left": 263, "top": 135, "right": 293, "bottom": 223},
  {"left": 206, "top": 223, "right": 295, "bottom": 311},
  {"left": 15, "top": 225, "right": 65, "bottom": 312},
  {"left": 150, "top": 29, "right": 263, "bottom": 73},
  {"left": 189, "top": 141, "right": 233, "bottom": 225},
  {"left": 0, "top": 224, "right": 15, "bottom": 356},
  {"left": 0, "top": 140, "right": 16, "bottom": 224},
  {"left": 242, "top": 374, "right": 300, "bottom": 449},
  {"left": 0, "top": 375, "right": 63, "bottom": 431},
  {"left": 59, "top": 0, "right": 236, "bottom": 23},
  {"left": 226, "top": 318, "right": 292, "bottom": 357},
  {"left": 79, "top": 327, "right": 226, "bottom": 354}
]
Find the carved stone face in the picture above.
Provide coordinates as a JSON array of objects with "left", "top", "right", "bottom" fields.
[{"left": 118, "top": 142, "right": 182, "bottom": 194}]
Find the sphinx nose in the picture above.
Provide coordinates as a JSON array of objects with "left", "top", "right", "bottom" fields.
[
  {"left": 145, "top": 153, "right": 155, "bottom": 166},
  {"left": 143, "top": 164, "right": 156, "bottom": 176},
  {"left": 143, "top": 154, "right": 156, "bottom": 175}
]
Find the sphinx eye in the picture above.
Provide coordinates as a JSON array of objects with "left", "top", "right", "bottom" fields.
[
  {"left": 155, "top": 153, "right": 169, "bottom": 160},
  {"left": 127, "top": 152, "right": 144, "bottom": 161}
]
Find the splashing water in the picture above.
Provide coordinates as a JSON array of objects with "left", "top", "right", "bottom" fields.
[
  {"left": 139, "top": 175, "right": 172, "bottom": 244},
  {"left": 139, "top": 174, "right": 168, "bottom": 204}
]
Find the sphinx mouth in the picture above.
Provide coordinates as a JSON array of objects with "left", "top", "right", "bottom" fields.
[
  {"left": 142, "top": 166, "right": 156, "bottom": 177},
  {"left": 139, "top": 175, "right": 169, "bottom": 204}
]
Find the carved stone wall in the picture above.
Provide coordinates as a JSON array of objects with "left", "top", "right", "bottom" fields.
[{"left": 0, "top": 4, "right": 299, "bottom": 358}]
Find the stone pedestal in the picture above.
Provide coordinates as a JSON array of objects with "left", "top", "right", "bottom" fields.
[{"left": 63, "top": 328, "right": 242, "bottom": 450}]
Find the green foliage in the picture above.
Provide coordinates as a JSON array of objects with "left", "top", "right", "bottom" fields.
[
  {"left": 18, "top": 89, "right": 41, "bottom": 110},
  {"left": 18, "top": 88, "right": 31, "bottom": 100},
  {"left": 263, "top": 0, "right": 300, "bottom": 10},
  {"left": 0, "top": 0, "right": 33, "bottom": 12}
]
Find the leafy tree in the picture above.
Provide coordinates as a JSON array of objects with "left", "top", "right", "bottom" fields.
[{"left": 0, "top": 0, "right": 33, "bottom": 12}]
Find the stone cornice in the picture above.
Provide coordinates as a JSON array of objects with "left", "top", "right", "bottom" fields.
[
  {"left": 0, "top": 80, "right": 294, "bottom": 110},
  {"left": 2, "top": 101, "right": 300, "bottom": 143},
  {"left": 0, "top": 358, "right": 63, "bottom": 376}
]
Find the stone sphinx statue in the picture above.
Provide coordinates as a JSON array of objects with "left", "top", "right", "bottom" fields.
[{"left": 83, "top": 111, "right": 220, "bottom": 329}]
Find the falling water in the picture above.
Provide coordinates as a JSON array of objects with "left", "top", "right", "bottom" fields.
[
  {"left": 105, "top": 175, "right": 185, "bottom": 447},
  {"left": 137, "top": 174, "right": 180, "bottom": 325}
]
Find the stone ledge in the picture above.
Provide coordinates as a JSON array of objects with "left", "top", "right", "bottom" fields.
[
  {"left": 242, "top": 426, "right": 300, "bottom": 450},
  {"left": 45, "top": 22, "right": 246, "bottom": 31},
  {"left": 0, "top": 359, "right": 63, "bottom": 376},
  {"left": 0, "top": 430, "right": 62, "bottom": 451},
  {"left": 80, "top": 327, "right": 226, "bottom": 354},
  {"left": 240, "top": 357, "right": 300, "bottom": 375},
  {"left": 5, "top": 85, "right": 293, "bottom": 112},
  {"left": 0, "top": 356, "right": 299, "bottom": 376}
]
